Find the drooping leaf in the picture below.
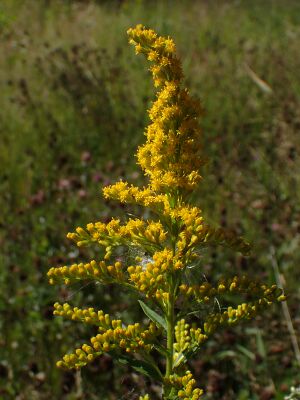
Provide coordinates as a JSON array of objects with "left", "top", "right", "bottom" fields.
[
  {"left": 138, "top": 300, "right": 167, "bottom": 331},
  {"left": 117, "top": 354, "right": 163, "bottom": 381}
]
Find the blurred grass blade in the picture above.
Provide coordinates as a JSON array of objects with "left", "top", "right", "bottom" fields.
[{"left": 244, "top": 63, "right": 273, "bottom": 94}]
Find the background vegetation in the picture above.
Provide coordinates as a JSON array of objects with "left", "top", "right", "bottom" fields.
[{"left": 1, "top": 0, "right": 300, "bottom": 398}]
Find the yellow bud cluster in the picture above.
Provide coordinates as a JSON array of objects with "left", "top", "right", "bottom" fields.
[
  {"left": 67, "top": 219, "right": 121, "bottom": 250},
  {"left": 180, "top": 282, "right": 215, "bottom": 303},
  {"left": 47, "top": 259, "right": 125, "bottom": 285},
  {"left": 175, "top": 207, "right": 204, "bottom": 254},
  {"left": 152, "top": 289, "right": 170, "bottom": 303},
  {"left": 173, "top": 320, "right": 208, "bottom": 367},
  {"left": 180, "top": 276, "right": 286, "bottom": 304},
  {"left": 127, "top": 24, "right": 181, "bottom": 87},
  {"left": 171, "top": 206, "right": 203, "bottom": 227},
  {"left": 174, "top": 319, "right": 191, "bottom": 354},
  {"left": 189, "top": 326, "right": 207, "bottom": 348},
  {"left": 53, "top": 303, "right": 123, "bottom": 331},
  {"left": 57, "top": 322, "right": 158, "bottom": 370},
  {"left": 127, "top": 248, "right": 174, "bottom": 296},
  {"left": 67, "top": 217, "right": 167, "bottom": 255},
  {"left": 103, "top": 181, "right": 169, "bottom": 210},
  {"left": 148, "top": 81, "right": 178, "bottom": 122},
  {"left": 146, "top": 222, "right": 167, "bottom": 244},
  {"left": 219, "top": 276, "right": 286, "bottom": 301},
  {"left": 166, "top": 371, "right": 203, "bottom": 400},
  {"left": 56, "top": 343, "right": 101, "bottom": 369},
  {"left": 127, "top": 264, "right": 164, "bottom": 297},
  {"left": 171, "top": 205, "right": 250, "bottom": 256},
  {"left": 66, "top": 226, "right": 91, "bottom": 247},
  {"left": 90, "top": 322, "right": 157, "bottom": 355},
  {"left": 203, "top": 294, "right": 285, "bottom": 335},
  {"left": 124, "top": 219, "right": 167, "bottom": 246}
]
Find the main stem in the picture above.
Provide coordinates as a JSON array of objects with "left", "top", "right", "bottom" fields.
[
  {"left": 163, "top": 284, "right": 175, "bottom": 399},
  {"left": 166, "top": 287, "right": 175, "bottom": 378},
  {"left": 164, "top": 197, "right": 178, "bottom": 396}
]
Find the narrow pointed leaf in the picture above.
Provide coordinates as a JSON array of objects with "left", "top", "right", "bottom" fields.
[
  {"left": 138, "top": 300, "right": 167, "bottom": 331},
  {"left": 117, "top": 355, "right": 163, "bottom": 381}
]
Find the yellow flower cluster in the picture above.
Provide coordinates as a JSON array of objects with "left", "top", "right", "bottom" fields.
[
  {"left": 173, "top": 319, "right": 207, "bottom": 368},
  {"left": 128, "top": 248, "right": 173, "bottom": 298},
  {"left": 67, "top": 217, "right": 167, "bottom": 255},
  {"left": 91, "top": 322, "right": 157, "bottom": 353},
  {"left": 177, "top": 320, "right": 207, "bottom": 350},
  {"left": 57, "top": 321, "right": 158, "bottom": 369},
  {"left": 56, "top": 344, "right": 101, "bottom": 369},
  {"left": 203, "top": 295, "right": 283, "bottom": 335},
  {"left": 180, "top": 275, "right": 286, "bottom": 304},
  {"left": 166, "top": 371, "right": 203, "bottom": 400},
  {"left": 174, "top": 319, "right": 190, "bottom": 354},
  {"left": 155, "top": 205, "right": 250, "bottom": 257},
  {"left": 126, "top": 24, "right": 206, "bottom": 193},
  {"left": 127, "top": 247, "right": 189, "bottom": 301},
  {"left": 173, "top": 319, "right": 191, "bottom": 359},
  {"left": 127, "top": 24, "right": 181, "bottom": 87},
  {"left": 139, "top": 395, "right": 150, "bottom": 400},
  {"left": 103, "top": 181, "right": 169, "bottom": 210},
  {"left": 53, "top": 303, "right": 122, "bottom": 330},
  {"left": 47, "top": 259, "right": 125, "bottom": 285}
]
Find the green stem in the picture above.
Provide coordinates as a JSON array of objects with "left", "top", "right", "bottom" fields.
[
  {"left": 163, "top": 283, "right": 175, "bottom": 399},
  {"left": 163, "top": 195, "right": 179, "bottom": 397},
  {"left": 166, "top": 294, "right": 174, "bottom": 377}
]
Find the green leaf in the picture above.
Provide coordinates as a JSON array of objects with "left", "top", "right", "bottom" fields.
[
  {"left": 117, "top": 354, "right": 163, "bottom": 381},
  {"left": 138, "top": 300, "right": 167, "bottom": 331}
]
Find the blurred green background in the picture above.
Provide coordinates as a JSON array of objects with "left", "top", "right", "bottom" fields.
[{"left": 1, "top": 0, "right": 300, "bottom": 399}]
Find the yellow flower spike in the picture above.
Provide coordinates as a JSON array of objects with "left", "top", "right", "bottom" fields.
[
  {"left": 48, "top": 25, "right": 285, "bottom": 398},
  {"left": 127, "top": 25, "right": 203, "bottom": 192}
]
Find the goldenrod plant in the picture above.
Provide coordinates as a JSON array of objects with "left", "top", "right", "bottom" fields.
[{"left": 48, "top": 25, "right": 286, "bottom": 399}]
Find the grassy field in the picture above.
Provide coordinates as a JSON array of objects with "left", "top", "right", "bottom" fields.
[{"left": 1, "top": 0, "right": 300, "bottom": 398}]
